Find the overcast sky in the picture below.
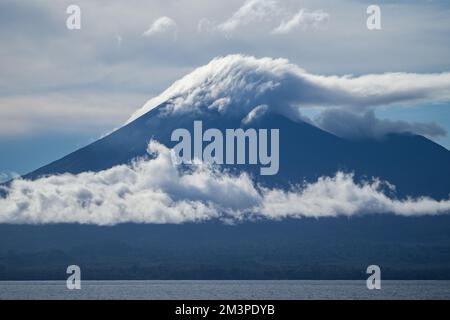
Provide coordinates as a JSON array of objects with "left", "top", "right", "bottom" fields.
[{"left": 1, "top": 0, "right": 450, "bottom": 179}]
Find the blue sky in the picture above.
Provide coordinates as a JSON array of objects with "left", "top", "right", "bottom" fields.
[{"left": 1, "top": 0, "right": 450, "bottom": 180}]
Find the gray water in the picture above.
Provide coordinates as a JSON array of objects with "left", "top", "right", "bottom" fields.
[{"left": 1, "top": 280, "right": 450, "bottom": 300}]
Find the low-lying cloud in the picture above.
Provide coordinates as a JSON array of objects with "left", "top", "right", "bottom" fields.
[
  {"left": 128, "top": 55, "right": 450, "bottom": 140},
  {"left": 1, "top": 141, "right": 449, "bottom": 225},
  {"left": 143, "top": 16, "right": 178, "bottom": 40}
]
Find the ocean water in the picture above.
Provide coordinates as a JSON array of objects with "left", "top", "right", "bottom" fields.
[{"left": 1, "top": 280, "right": 450, "bottom": 300}]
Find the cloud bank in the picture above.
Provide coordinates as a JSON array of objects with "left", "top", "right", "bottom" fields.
[
  {"left": 128, "top": 55, "right": 450, "bottom": 139},
  {"left": 1, "top": 141, "right": 449, "bottom": 225}
]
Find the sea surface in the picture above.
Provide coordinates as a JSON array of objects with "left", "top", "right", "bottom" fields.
[{"left": 1, "top": 280, "right": 450, "bottom": 300}]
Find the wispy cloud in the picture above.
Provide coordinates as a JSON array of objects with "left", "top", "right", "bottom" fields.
[
  {"left": 0, "top": 0, "right": 449, "bottom": 184},
  {"left": 1, "top": 0, "right": 450, "bottom": 141},
  {"left": 0, "top": 93, "right": 146, "bottom": 136},
  {"left": 271, "top": 9, "right": 330, "bottom": 35},
  {"left": 1, "top": 141, "right": 449, "bottom": 225},
  {"left": 143, "top": 16, "right": 178, "bottom": 40}
]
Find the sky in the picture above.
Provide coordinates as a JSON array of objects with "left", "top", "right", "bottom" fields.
[{"left": 1, "top": 0, "right": 450, "bottom": 180}]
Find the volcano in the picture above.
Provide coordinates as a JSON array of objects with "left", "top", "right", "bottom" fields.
[
  {"left": 24, "top": 89, "right": 450, "bottom": 200},
  {"left": 1, "top": 55, "right": 450, "bottom": 280}
]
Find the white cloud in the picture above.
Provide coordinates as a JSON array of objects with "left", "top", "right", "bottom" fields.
[
  {"left": 128, "top": 54, "right": 450, "bottom": 139},
  {"left": 271, "top": 9, "right": 330, "bottom": 35},
  {"left": 143, "top": 16, "right": 178, "bottom": 40},
  {"left": 1, "top": 141, "right": 449, "bottom": 225},
  {"left": 0, "top": 171, "right": 19, "bottom": 183},
  {"left": 217, "top": 0, "right": 280, "bottom": 36},
  {"left": 199, "top": 0, "right": 329, "bottom": 37},
  {"left": 0, "top": 93, "right": 146, "bottom": 136},
  {"left": 315, "top": 109, "right": 446, "bottom": 139}
]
